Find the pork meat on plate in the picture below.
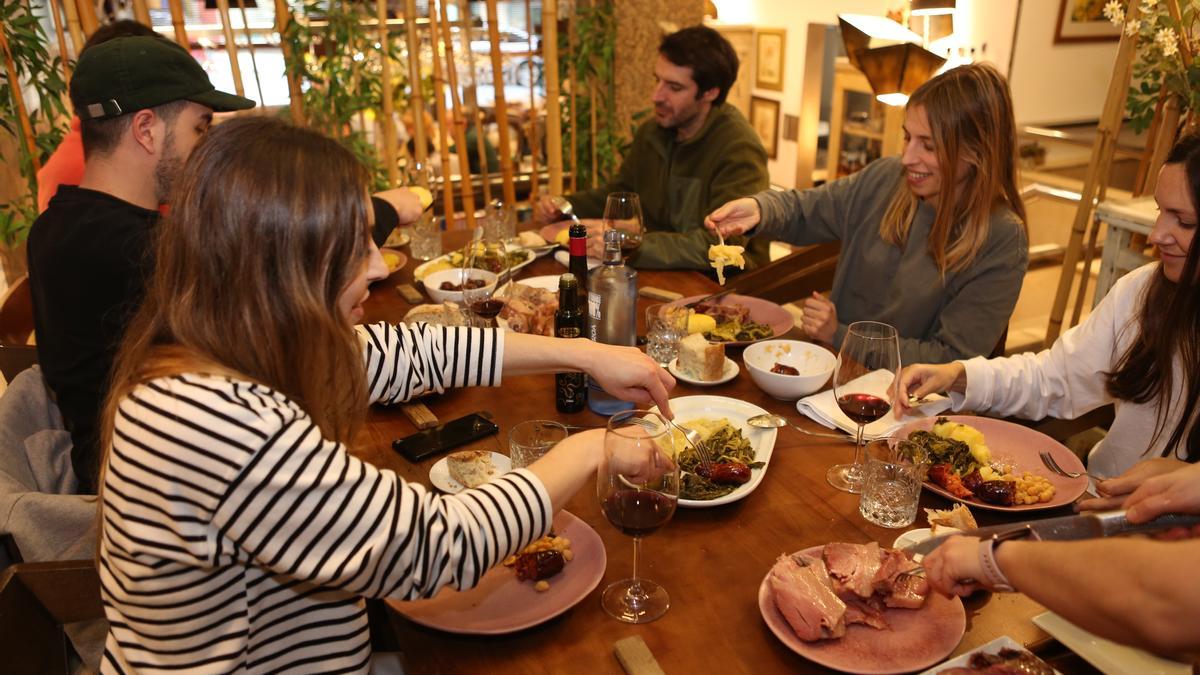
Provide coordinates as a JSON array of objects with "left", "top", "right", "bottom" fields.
[{"left": 769, "top": 542, "right": 929, "bottom": 642}]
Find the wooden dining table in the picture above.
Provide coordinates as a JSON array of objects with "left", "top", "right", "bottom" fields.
[{"left": 355, "top": 227, "right": 1065, "bottom": 674}]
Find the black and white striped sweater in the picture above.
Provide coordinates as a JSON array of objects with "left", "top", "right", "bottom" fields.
[{"left": 99, "top": 322, "right": 551, "bottom": 673}]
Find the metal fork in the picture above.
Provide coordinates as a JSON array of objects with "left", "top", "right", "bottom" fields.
[
  {"left": 630, "top": 415, "right": 715, "bottom": 473},
  {"left": 1038, "top": 451, "right": 1085, "bottom": 479}
]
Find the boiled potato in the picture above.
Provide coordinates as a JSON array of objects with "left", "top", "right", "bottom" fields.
[
  {"left": 687, "top": 312, "right": 717, "bottom": 335},
  {"left": 933, "top": 420, "right": 992, "bottom": 465}
]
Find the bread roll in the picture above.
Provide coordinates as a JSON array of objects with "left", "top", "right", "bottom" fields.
[{"left": 678, "top": 333, "right": 725, "bottom": 381}]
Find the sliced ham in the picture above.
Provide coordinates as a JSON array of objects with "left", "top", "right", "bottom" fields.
[
  {"left": 768, "top": 553, "right": 846, "bottom": 641},
  {"left": 824, "top": 542, "right": 882, "bottom": 599},
  {"left": 769, "top": 543, "right": 928, "bottom": 643}
]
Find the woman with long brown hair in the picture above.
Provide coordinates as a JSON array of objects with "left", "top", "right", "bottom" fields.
[
  {"left": 898, "top": 132, "right": 1200, "bottom": 485},
  {"left": 96, "top": 116, "right": 674, "bottom": 672},
  {"left": 705, "top": 63, "right": 1027, "bottom": 364}
]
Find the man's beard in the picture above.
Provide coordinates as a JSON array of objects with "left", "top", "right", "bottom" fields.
[{"left": 153, "top": 128, "right": 182, "bottom": 205}]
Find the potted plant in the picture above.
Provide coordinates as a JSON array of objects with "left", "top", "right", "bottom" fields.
[{"left": 0, "top": 0, "right": 70, "bottom": 284}]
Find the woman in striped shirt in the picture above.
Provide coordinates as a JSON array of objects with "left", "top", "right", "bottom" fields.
[{"left": 96, "top": 117, "right": 675, "bottom": 673}]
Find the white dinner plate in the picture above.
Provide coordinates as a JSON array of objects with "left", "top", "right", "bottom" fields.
[
  {"left": 429, "top": 452, "right": 512, "bottom": 494},
  {"left": 413, "top": 245, "right": 536, "bottom": 282},
  {"left": 918, "top": 636, "right": 1060, "bottom": 675},
  {"left": 1032, "top": 611, "right": 1191, "bottom": 675},
  {"left": 650, "top": 395, "right": 777, "bottom": 508},
  {"left": 552, "top": 250, "right": 600, "bottom": 271},
  {"left": 507, "top": 275, "right": 561, "bottom": 293},
  {"left": 667, "top": 357, "right": 739, "bottom": 386}
]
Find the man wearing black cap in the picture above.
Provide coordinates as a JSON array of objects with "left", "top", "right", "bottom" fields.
[{"left": 27, "top": 36, "right": 257, "bottom": 494}]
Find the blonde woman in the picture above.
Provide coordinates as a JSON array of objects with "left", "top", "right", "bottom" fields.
[
  {"left": 96, "top": 117, "right": 674, "bottom": 672},
  {"left": 705, "top": 63, "right": 1027, "bottom": 364}
]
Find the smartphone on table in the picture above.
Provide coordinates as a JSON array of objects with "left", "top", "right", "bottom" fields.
[{"left": 392, "top": 412, "right": 499, "bottom": 462}]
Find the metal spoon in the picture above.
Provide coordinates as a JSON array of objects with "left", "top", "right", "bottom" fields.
[{"left": 746, "top": 413, "right": 853, "bottom": 442}]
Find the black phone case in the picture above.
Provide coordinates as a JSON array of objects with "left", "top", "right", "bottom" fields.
[{"left": 392, "top": 413, "right": 498, "bottom": 462}]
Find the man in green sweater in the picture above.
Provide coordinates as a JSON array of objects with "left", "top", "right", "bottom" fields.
[{"left": 534, "top": 25, "right": 770, "bottom": 271}]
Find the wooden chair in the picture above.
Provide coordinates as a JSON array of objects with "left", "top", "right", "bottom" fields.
[
  {"left": 725, "top": 241, "right": 841, "bottom": 304},
  {"left": 0, "top": 559, "right": 102, "bottom": 675},
  {"left": 0, "top": 275, "right": 34, "bottom": 346}
]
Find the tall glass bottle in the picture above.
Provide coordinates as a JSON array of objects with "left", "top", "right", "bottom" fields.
[
  {"left": 587, "top": 229, "right": 637, "bottom": 415},
  {"left": 555, "top": 273, "right": 587, "bottom": 413},
  {"left": 567, "top": 221, "right": 588, "bottom": 313}
]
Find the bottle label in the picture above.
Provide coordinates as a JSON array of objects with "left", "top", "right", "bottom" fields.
[
  {"left": 569, "top": 236, "right": 586, "bottom": 257},
  {"left": 557, "top": 326, "right": 581, "bottom": 339},
  {"left": 556, "top": 372, "right": 587, "bottom": 412},
  {"left": 588, "top": 292, "right": 601, "bottom": 321}
]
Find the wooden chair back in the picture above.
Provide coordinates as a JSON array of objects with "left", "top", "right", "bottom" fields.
[
  {"left": 0, "top": 275, "right": 33, "bottom": 346},
  {"left": 725, "top": 241, "right": 841, "bottom": 305},
  {"left": 0, "top": 560, "right": 102, "bottom": 675}
]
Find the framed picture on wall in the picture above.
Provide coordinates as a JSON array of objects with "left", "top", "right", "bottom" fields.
[
  {"left": 755, "top": 29, "right": 786, "bottom": 91},
  {"left": 1054, "top": 0, "right": 1122, "bottom": 43},
  {"left": 750, "top": 96, "right": 780, "bottom": 159}
]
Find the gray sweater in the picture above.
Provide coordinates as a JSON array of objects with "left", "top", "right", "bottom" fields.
[{"left": 753, "top": 157, "right": 1028, "bottom": 365}]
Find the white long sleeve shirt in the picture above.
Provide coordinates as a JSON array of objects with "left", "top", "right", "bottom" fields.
[
  {"left": 99, "top": 322, "right": 552, "bottom": 673},
  {"left": 952, "top": 263, "right": 1188, "bottom": 478}
]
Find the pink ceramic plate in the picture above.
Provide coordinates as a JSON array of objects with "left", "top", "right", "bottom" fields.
[
  {"left": 539, "top": 222, "right": 570, "bottom": 245},
  {"left": 892, "top": 415, "right": 1089, "bottom": 512},
  {"left": 388, "top": 510, "right": 605, "bottom": 634},
  {"left": 671, "top": 294, "right": 794, "bottom": 346},
  {"left": 381, "top": 247, "right": 408, "bottom": 275},
  {"left": 759, "top": 545, "right": 966, "bottom": 674}
]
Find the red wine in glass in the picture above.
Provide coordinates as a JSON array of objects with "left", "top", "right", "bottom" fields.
[
  {"left": 602, "top": 489, "right": 676, "bottom": 538},
  {"left": 836, "top": 393, "right": 891, "bottom": 426},
  {"left": 469, "top": 299, "right": 506, "bottom": 320},
  {"left": 828, "top": 321, "right": 901, "bottom": 494}
]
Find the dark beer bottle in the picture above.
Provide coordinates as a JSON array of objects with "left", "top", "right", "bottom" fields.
[{"left": 555, "top": 273, "right": 587, "bottom": 413}]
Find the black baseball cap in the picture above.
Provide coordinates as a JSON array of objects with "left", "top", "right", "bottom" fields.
[{"left": 71, "top": 36, "right": 255, "bottom": 120}]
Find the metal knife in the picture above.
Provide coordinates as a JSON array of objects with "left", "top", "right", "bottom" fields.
[
  {"left": 683, "top": 288, "right": 734, "bottom": 309},
  {"left": 903, "top": 510, "right": 1200, "bottom": 557}
]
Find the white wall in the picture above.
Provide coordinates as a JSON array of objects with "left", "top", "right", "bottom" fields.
[
  {"left": 711, "top": 0, "right": 893, "bottom": 187},
  {"left": 1006, "top": 0, "right": 1119, "bottom": 125}
]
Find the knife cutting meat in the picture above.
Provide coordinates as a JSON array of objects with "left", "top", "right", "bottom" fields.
[{"left": 903, "top": 510, "right": 1200, "bottom": 557}]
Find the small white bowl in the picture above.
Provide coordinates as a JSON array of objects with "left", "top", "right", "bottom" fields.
[
  {"left": 422, "top": 268, "right": 498, "bottom": 304},
  {"left": 742, "top": 339, "right": 835, "bottom": 400}
]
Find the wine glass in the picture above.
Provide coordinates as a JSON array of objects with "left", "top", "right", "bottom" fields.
[
  {"left": 597, "top": 410, "right": 680, "bottom": 624},
  {"left": 603, "top": 192, "right": 644, "bottom": 257},
  {"left": 827, "top": 321, "right": 901, "bottom": 493},
  {"left": 461, "top": 227, "right": 510, "bottom": 327}
]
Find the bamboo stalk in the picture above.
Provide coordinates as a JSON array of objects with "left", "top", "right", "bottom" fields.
[
  {"left": 274, "top": 0, "right": 305, "bottom": 124},
  {"left": 456, "top": 3, "right": 491, "bottom": 205},
  {"left": 236, "top": 0, "right": 266, "bottom": 107},
  {"left": 427, "top": 0, "right": 456, "bottom": 222},
  {"left": 485, "top": 0, "right": 515, "bottom": 205},
  {"left": 46, "top": 0, "right": 72, "bottom": 96},
  {"left": 474, "top": 109, "right": 493, "bottom": 204},
  {"left": 526, "top": 0, "right": 538, "bottom": 201},
  {"left": 214, "top": 0, "right": 246, "bottom": 98},
  {"left": 403, "top": 0, "right": 427, "bottom": 167},
  {"left": 0, "top": 26, "right": 41, "bottom": 174},
  {"left": 543, "top": 0, "right": 562, "bottom": 194},
  {"left": 167, "top": 0, "right": 188, "bottom": 47},
  {"left": 590, "top": 79, "right": 597, "bottom": 188},
  {"left": 435, "top": 0, "right": 477, "bottom": 230},
  {"left": 132, "top": 0, "right": 152, "bottom": 27},
  {"left": 376, "top": 0, "right": 399, "bottom": 187},
  {"left": 61, "top": 0, "right": 83, "bottom": 55},
  {"left": 77, "top": 0, "right": 98, "bottom": 37},
  {"left": 1045, "top": 1, "right": 1141, "bottom": 343},
  {"left": 567, "top": 6, "right": 576, "bottom": 193}
]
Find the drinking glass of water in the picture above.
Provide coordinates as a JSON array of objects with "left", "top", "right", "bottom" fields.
[
  {"left": 858, "top": 441, "right": 928, "bottom": 529},
  {"left": 644, "top": 303, "right": 688, "bottom": 366}
]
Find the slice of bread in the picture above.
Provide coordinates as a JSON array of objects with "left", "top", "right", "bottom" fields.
[
  {"left": 678, "top": 333, "right": 725, "bottom": 381},
  {"left": 404, "top": 301, "right": 468, "bottom": 327},
  {"left": 925, "top": 503, "right": 978, "bottom": 534},
  {"left": 447, "top": 450, "right": 496, "bottom": 488}
]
